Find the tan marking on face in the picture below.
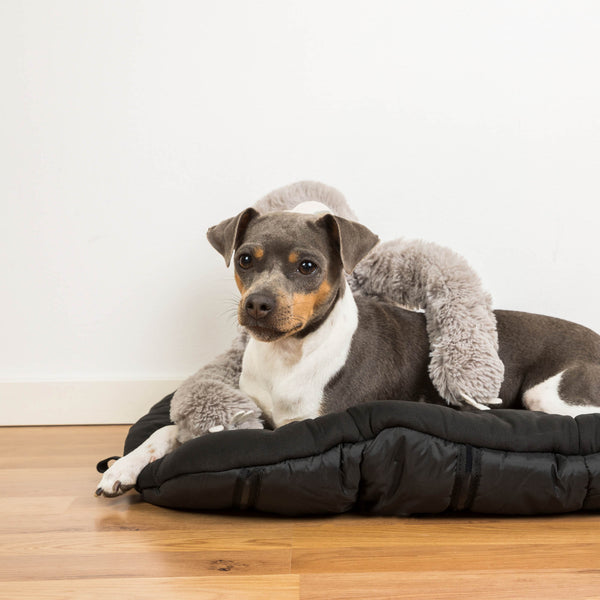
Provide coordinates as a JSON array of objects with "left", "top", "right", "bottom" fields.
[
  {"left": 238, "top": 276, "right": 334, "bottom": 340},
  {"left": 234, "top": 272, "right": 246, "bottom": 294},
  {"left": 291, "top": 280, "right": 332, "bottom": 328},
  {"left": 288, "top": 251, "right": 299, "bottom": 263},
  {"left": 254, "top": 247, "right": 264, "bottom": 259}
]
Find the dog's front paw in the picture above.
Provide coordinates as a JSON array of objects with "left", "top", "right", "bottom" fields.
[{"left": 95, "top": 456, "right": 140, "bottom": 497}]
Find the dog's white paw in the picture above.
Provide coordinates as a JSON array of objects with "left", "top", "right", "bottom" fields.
[
  {"left": 95, "top": 425, "right": 180, "bottom": 498},
  {"left": 95, "top": 455, "right": 142, "bottom": 497}
]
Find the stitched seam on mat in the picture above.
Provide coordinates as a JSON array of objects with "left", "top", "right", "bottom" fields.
[
  {"left": 465, "top": 446, "right": 483, "bottom": 510},
  {"left": 582, "top": 455, "right": 593, "bottom": 508}
]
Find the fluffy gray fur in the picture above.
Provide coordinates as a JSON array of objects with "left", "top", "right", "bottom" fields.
[
  {"left": 349, "top": 239, "right": 504, "bottom": 407},
  {"left": 170, "top": 181, "right": 504, "bottom": 438},
  {"left": 253, "top": 180, "right": 358, "bottom": 221},
  {"left": 169, "top": 331, "right": 263, "bottom": 442}
]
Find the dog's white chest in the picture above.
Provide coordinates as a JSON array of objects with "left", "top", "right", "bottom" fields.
[{"left": 239, "top": 286, "right": 358, "bottom": 428}]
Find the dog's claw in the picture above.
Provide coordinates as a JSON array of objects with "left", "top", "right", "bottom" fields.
[{"left": 95, "top": 480, "right": 135, "bottom": 498}]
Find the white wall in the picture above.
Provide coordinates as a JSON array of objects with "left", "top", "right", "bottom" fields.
[{"left": 2, "top": 1, "right": 599, "bottom": 423}]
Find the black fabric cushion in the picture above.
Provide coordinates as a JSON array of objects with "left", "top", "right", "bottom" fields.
[{"left": 123, "top": 395, "right": 600, "bottom": 516}]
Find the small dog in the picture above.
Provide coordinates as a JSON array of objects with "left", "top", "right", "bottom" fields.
[{"left": 96, "top": 203, "right": 600, "bottom": 497}]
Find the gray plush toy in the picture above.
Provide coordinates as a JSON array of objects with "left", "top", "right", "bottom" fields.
[{"left": 170, "top": 181, "right": 504, "bottom": 441}]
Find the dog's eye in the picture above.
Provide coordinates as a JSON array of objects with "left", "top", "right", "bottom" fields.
[
  {"left": 298, "top": 260, "right": 317, "bottom": 275},
  {"left": 238, "top": 254, "right": 253, "bottom": 269}
]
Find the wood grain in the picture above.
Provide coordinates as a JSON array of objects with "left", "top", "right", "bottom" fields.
[
  {"left": 299, "top": 571, "right": 600, "bottom": 600},
  {"left": 3, "top": 575, "right": 300, "bottom": 600},
  {"left": 1, "top": 425, "right": 599, "bottom": 599}
]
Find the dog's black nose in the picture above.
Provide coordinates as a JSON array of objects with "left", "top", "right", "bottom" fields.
[{"left": 245, "top": 293, "right": 274, "bottom": 320}]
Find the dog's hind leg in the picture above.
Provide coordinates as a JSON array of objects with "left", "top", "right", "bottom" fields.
[
  {"left": 523, "top": 364, "right": 600, "bottom": 417},
  {"left": 95, "top": 424, "right": 179, "bottom": 497}
]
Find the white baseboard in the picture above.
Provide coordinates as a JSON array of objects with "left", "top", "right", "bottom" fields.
[{"left": 0, "top": 380, "right": 182, "bottom": 425}]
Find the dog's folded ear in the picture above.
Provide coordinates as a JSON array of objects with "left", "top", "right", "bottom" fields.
[
  {"left": 207, "top": 208, "right": 260, "bottom": 267},
  {"left": 317, "top": 214, "right": 380, "bottom": 273}
]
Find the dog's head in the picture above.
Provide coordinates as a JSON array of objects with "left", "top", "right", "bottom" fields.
[{"left": 207, "top": 205, "right": 379, "bottom": 342}]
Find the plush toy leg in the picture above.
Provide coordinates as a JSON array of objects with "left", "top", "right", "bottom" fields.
[
  {"left": 95, "top": 425, "right": 179, "bottom": 497},
  {"left": 170, "top": 332, "right": 265, "bottom": 441},
  {"left": 350, "top": 238, "right": 505, "bottom": 408}
]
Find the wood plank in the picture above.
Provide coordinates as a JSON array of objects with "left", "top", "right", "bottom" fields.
[
  {"left": 1, "top": 575, "right": 300, "bottom": 600},
  {"left": 0, "top": 549, "right": 292, "bottom": 581},
  {"left": 291, "top": 514, "right": 600, "bottom": 547},
  {"left": 0, "top": 425, "right": 129, "bottom": 467},
  {"left": 292, "top": 542, "right": 600, "bottom": 573},
  {"left": 299, "top": 571, "right": 600, "bottom": 600},
  {"left": 0, "top": 530, "right": 292, "bottom": 555},
  {"left": 0, "top": 466, "right": 109, "bottom": 497},
  {"left": 0, "top": 493, "right": 291, "bottom": 535},
  {"left": 291, "top": 514, "right": 600, "bottom": 573}
]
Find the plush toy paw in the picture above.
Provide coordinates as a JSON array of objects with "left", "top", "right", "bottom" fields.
[
  {"left": 458, "top": 391, "right": 503, "bottom": 411},
  {"left": 171, "top": 379, "right": 265, "bottom": 441},
  {"left": 208, "top": 409, "right": 262, "bottom": 433}
]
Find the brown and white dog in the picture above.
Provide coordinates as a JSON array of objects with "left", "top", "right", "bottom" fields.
[{"left": 96, "top": 202, "right": 600, "bottom": 497}]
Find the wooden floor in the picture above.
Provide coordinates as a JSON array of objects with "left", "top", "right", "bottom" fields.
[{"left": 1, "top": 426, "right": 600, "bottom": 600}]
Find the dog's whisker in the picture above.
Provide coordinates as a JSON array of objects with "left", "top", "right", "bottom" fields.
[{"left": 218, "top": 308, "right": 239, "bottom": 321}]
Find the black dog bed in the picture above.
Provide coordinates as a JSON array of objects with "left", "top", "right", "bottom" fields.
[{"left": 98, "top": 393, "right": 600, "bottom": 516}]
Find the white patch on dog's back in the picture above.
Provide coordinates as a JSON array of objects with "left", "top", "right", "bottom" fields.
[
  {"left": 523, "top": 371, "right": 600, "bottom": 417},
  {"left": 239, "top": 282, "right": 358, "bottom": 427}
]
